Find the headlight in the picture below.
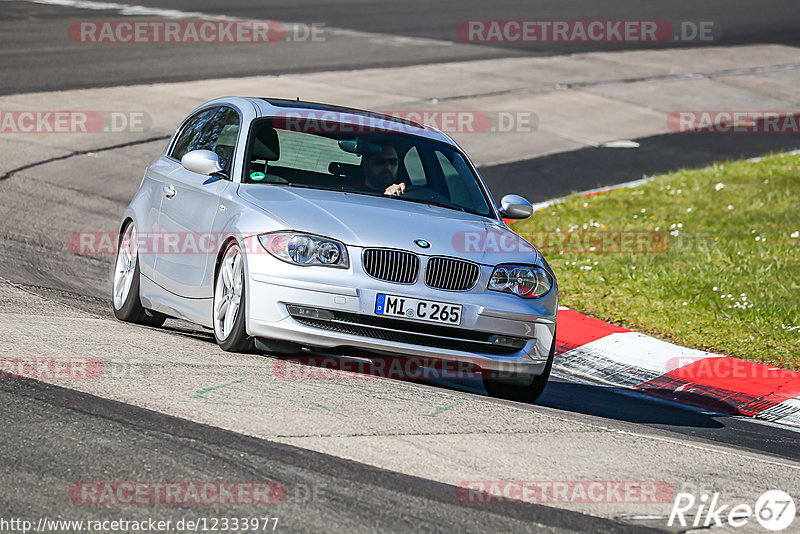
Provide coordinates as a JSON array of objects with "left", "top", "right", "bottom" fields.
[
  {"left": 488, "top": 264, "right": 552, "bottom": 299},
  {"left": 258, "top": 232, "right": 349, "bottom": 268}
]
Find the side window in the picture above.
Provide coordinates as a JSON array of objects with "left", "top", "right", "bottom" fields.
[
  {"left": 170, "top": 107, "right": 218, "bottom": 162},
  {"left": 272, "top": 129, "right": 361, "bottom": 173},
  {"left": 202, "top": 107, "right": 240, "bottom": 173},
  {"left": 435, "top": 150, "right": 488, "bottom": 212},
  {"left": 404, "top": 146, "right": 427, "bottom": 186}
]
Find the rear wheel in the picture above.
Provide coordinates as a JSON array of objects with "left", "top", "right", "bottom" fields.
[
  {"left": 213, "top": 241, "right": 254, "bottom": 352},
  {"left": 483, "top": 334, "right": 555, "bottom": 403},
  {"left": 112, "top": 221, "right": 166, "bottom": 327}
]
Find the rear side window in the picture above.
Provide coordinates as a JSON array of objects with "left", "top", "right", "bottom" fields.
[
  {"left": 273, "top": 129, "right": 361, "bottom": 173},
  {"left": 404, "top": 146, "right": 427, "bottom": 186}
]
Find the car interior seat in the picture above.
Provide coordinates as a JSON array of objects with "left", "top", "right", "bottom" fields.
[{"left": 248, "top": 124, "right": 287, "bottom": 183}]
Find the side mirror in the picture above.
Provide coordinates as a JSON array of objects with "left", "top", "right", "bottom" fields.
[
  {"left": 181, "top": 150, "right": 224, "bottom": 176},
  {"left": 499, "top": 194, "right": 533, "bottom": 219}
]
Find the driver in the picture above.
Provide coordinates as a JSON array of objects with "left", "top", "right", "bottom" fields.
[{"left": 361, "top": 144, "right": 406, "bottom": 196}]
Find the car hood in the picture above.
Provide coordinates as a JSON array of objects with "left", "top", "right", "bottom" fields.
[{"left": 238, "top": 185, "right": 542, "bottom": 265}]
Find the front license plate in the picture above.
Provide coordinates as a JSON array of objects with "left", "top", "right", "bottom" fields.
[{"left": 374, "top": 294, "right": 462, "bottom": 326}]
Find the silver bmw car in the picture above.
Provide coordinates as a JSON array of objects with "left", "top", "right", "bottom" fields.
[{"left": 113, "top": 97, "right": 558, "bottom": 402}]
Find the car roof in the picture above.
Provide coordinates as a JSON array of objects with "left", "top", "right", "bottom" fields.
[{"left": 200, "top": 96, "right": 457, "bottom": 145}]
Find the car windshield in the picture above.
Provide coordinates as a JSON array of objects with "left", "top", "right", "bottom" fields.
[{"left": 243, "top": 117, "right": 494, "bottom": 218}]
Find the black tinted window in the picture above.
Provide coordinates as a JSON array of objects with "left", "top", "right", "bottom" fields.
[
  {"left": 243, "top": 119, "right": 492, "bottom": 217},
  {"left": 170, "top": 107, "right": 218, "bottom": 161},
  {"left": 201, "top": 107, "right": 240, "bottom": 173}
]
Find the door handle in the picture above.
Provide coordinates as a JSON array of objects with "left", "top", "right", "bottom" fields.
[{"left": 163, "top": 185, "right": 176, "bottom": 198}]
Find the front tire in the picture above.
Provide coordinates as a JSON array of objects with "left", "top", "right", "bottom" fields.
[
  {"left": 213, "top": 241, "right": 254, "bottom": 352},
  {"left": 112, "top": 221, "right": 166, "bottom": 327},
  {"left": 483, "top": 334, "right": 556, "bottom": 403}
]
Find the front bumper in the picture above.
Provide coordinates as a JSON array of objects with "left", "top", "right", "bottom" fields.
[{"left": 244, "top": 244, "right": 557, "bottom": 376}]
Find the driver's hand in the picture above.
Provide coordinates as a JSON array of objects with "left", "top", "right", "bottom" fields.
[{"left": 384, "top": 183, "right": 406, "bottom": 196}]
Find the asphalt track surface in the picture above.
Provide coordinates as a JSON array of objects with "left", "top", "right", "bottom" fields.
[
  {"left": 1, "top": 123, "right": 800, "bottom": 531},
  {"left": 2, "top": 1, "right": 800, "bottom": 532},
  {"left": 2, "top": 0, "right": 800, "bottom": 95},
  {"left": 2, "top": 379, "right": 655, "bottom": 534},
  {"left": 480, "top": 131, "right": 800, "bottom": 202}
]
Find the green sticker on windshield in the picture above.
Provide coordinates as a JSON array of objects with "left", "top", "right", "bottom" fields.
[{"left": 250, "top": 172, "right": 265, "bottom": 181}]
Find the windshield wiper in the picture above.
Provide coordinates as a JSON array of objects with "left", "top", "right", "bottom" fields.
[
  {"left": 284, "top": 183, "right": 326, "bottom": 191},
  {"left": 390, "top": 195, "right": 469, "bottom": 214}
]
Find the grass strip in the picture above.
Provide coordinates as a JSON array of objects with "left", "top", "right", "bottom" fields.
[{"left": 512, "top": 152, "right": 800, "bottom": 368}]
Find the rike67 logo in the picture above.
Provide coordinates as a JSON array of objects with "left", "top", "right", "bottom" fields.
[{"left": 669, "top": 490, "right": 795, "bottom": 531}]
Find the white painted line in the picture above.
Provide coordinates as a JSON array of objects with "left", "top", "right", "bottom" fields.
[
  {"left": 600, "top": 140, "right": 640, "bottom": 149},
  {"left": 26, "top": 0, "right": 454, "bottom": 47},
  {"left": 610, "top": 428, "right": 800, "bottom": 469},
  {"left": 29, "top": 0, "right": 231, "bottom": 19},
  {"left": 747, "top": 148, "right": 800, "bottom": 162},
  {"left": 529, "top": 144, "right": 799, "bottom": 213},
  {"left": 573, "top": 331, "right": 716, "bottom": 375},
  {"left": 530, "top": 175, "right": 656, "bottom": 212},
  {"left": 328, "top": 28, "right": 453, "bottom": 47}
]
